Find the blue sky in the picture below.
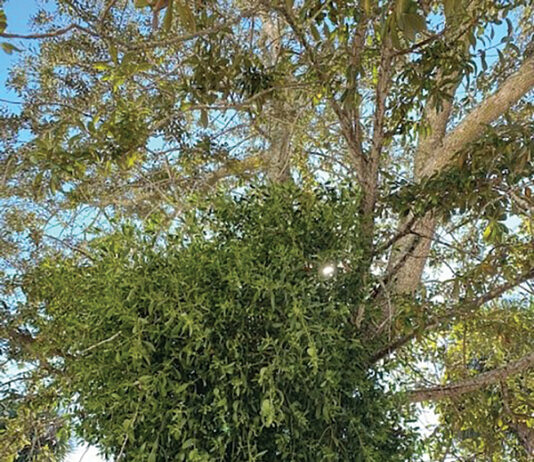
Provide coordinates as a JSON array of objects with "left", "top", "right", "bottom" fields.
[{"left": 0, "top": 1, "right": 36, "bottom": 101}]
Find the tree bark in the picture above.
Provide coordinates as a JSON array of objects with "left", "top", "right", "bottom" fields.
[
  {"left": 389, "top": 51, "right": 534, "bottom": 294},
  {"left": 388, "top": 87, "right": 454, "bottom": 294},
  {"left": 260, "top": 12, "right": 294, "bottom": 182},
  {"left": 408, "top": 350, "right": 534, "bottom": 402}
]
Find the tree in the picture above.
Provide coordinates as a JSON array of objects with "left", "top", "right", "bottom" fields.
[{"left": 0, "top": 0, "right": 533, "bottom": 460}]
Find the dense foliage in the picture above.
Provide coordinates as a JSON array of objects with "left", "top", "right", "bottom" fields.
[
  {"left": 430, "top": 304, "right": 534, "bottom": 461},
  {"left": 23, "top": 183, "right": 416, "bottom": 461},
  {"left": 0, "top": 394, "right": 69, "bottom": 462}
]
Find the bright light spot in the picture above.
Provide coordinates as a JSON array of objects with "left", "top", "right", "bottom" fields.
[{"left": 319, "top": 263, "right": 336, "bottom": 279}]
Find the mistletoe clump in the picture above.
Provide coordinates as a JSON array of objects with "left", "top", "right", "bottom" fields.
[{"left": 25, "top": 183, "right": 416, "bottom": 461}]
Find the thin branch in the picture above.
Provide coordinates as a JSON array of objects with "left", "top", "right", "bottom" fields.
[
  {"left": 0, "top": 24, "right": 79, "bottom": 40},
  {"left": 79, "top": 332, "right": 121, "bottom": 356},
  {"left": 346, "top": 17, "right": 368, "bottom": 166},
  {"left": 369, "top": 318, "right": 438, "bottom": 364},
  {"left": 126, "top": 12, "right": 250, "bottom": 50},
  {"left": 375, "top": 210, "right": 418, "bottom": 255},
  {"left": 273, "top": 2, "right": 367, "bottom": 182},
  {"left": 100, "top": 0, "right": 120, "bottom": 22},
  {"left": 370, "top": 266, "right": 534, "bottom": 363},
  {"left": 391, "top": 18, "right": 476, "bottom": 58},
  {"left": 43, "top": 235, "right": 95, "bottom": 261},
  {"left": 0, "top": 98, "right": 22, "bottom": 105}
]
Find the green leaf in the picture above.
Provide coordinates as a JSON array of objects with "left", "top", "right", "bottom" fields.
[
  {"left": 482, "top": 222, "right": 494, "bottom": 242},
  {"left": 109, "top": 43, "right": 118, "bottom": 64},
  {"left": 400, "top": 13, "right": 426, "bottom": 42},
  {"left": 406, "top": 13, "right": 426, "bottom": 33},
  {"left": 443, "top": 0, "right": 461, "bottom": 18},
  {"left": 200, "top": 109, "right": 208, "bottom": 128},
  {"left": 384, "top": 15, "right": 401, "bottom": 48},
  {"left": 310, "top": 23, "right": 321, "bottom": 42},
  {"left": 362, "top": 0, "right": 373, "bottom": 16},
  {"left": 260, "top": 398, "right": 275, "bottom": 426},
  {"left": 0, "top": 10, "right": 7, "bottom": 33},
  {"left": 93, "top": 62, "right": 109, "bottom": 71},
  {"left": 307, "top": 344, "right": 319, "bottom": 371},
  {"left": 1, "top": 42, "right": 21, "bottom": 54},
  {"left": 147, "top": 439, "right": 159, "bottom": 462},
  {"left": 395, "top": 0, "right": 410, "bottom": 21}
]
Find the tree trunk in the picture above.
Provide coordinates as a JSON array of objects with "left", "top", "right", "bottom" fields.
[
  {"left": 388, "top": 93, "right": 454, "bottom": 294},
  {"left": 389, "top": 50, "right": 534, "bottom": 294}
]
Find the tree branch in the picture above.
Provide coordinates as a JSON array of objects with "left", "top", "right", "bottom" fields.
[
  {"left": 408, "top": 350, "right": 534, "bottom": 402},
  {"left": 370, "top": 266, "right": 534, "bottom": 363},
  {"left": 43, "top": 234, "right": 95, "bottom": 261},
  {"left": 420, "top": 52, "right": 534, "bottom": 178},
  {"left": 100, "top": 0, "right": 120, "bottom": 22},
  {"left": 0, "top": 24, "right": 95, "bottom": 40},
  {"left": 127, "top": 13, "right": 250, "bottom": 50},
  {"left": 364, "top": 36, "right": 394, "bottom": 217},
  {"left": 79, "top": 332, "right": 122, "bottom": 355},
  {"left": 273, "top": 3, "right": 367, "bottom": 183},
  {"left": 346, "top": 17, "right": 368, "bottom": 168}
]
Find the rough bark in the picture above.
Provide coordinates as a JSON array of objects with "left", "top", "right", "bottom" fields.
[
  {"left": 386, "top": 4, "right": 466, "bottom": 294},
  {"left": 387, "top": 87, "right": 454, "bottom": 294},
  {"left": 264, "top": 101, "right": 295, "bottom": 183},
  {"left": 389, "top": 52, "right": 534, "bottom": 294},
  {"left": 408, "top": 350, "right": 534, "bottom": 402}
]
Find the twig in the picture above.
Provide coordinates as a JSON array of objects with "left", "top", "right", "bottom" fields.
[
  {"left": 43, "top": 234, "right": 95, "bottom": 261},
  {"left": 78, "top": 445, "right": 90, "bottom": 462},
  {"left": 79, "top": 331, "right": 121, "bottom": 355},
  {"left": 116, "top": 434, "right": 129, "bottom": 461},
  {"left": 100, "top": 0, "right": 120, "bottom": 22},
  {"left": 0, "top": 24, "right": 77, "bottom": 40}
]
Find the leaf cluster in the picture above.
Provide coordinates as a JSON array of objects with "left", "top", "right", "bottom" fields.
[{"left": 22, "top": 182, "right": 416, "bottom": 461}]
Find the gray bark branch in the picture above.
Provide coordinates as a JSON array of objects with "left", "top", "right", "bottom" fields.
[
  {"left": 419, "top": 54, "right": 534, "bottom": 178},
  {"left": 408, "top": 350, "right": 534, "bottom": 402}
]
